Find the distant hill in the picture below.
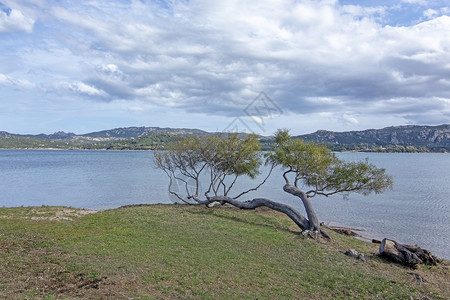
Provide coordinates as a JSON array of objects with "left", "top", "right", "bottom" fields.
[
  {"left": 1, "top": 125, "right": 449, "bottom": 152},
  {"left": 296, "top": 124, "right": 450, "bottom": 152},
  {"left": 0, "top": 126, "right": 212, "bottom": 150},
  {"left": 81, "top": 126, "right": 209, "bottom": 139},
  {"left": 0, "top": 127, "right": 207, "bottom": 140},
  {"left": 0, "top": 131, "right": 75, "bottom": 139}
]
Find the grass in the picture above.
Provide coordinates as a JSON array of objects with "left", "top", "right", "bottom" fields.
[{"left": 0, "top": 205, "right": 448, "bottom": 299}]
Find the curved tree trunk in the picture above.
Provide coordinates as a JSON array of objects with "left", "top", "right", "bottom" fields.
[
  {"left": 208, "top": 196, "right": 311, "bottom": 231},
  {"left": 283, "top": 184, "right": 320, "bottom": 231}
]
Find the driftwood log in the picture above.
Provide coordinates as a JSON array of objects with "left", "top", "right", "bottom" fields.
[{"left": 379, "top": 238, "right": 439, "bottom": 268}]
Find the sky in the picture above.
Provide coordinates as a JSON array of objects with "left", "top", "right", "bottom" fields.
[{"left": 0, "top": 0, "right": 449, "bottom": 136}]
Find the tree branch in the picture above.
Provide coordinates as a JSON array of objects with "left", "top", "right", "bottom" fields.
[
  {"left": 282, "top": 168, "right": 292, "bottom": 185},
  {"left": 208, "top": 195, "right": 310, "bottom": 231},
  {"left": 162, "top": 169, "right": 194, "bottom": 205},
  {"left": 233, "top": 163, "right": 276, "bottom": 199}
]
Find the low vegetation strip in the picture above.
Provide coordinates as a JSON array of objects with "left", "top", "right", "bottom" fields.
[{"left": 0, "top": 205, "right": 448, "bottom": 299}]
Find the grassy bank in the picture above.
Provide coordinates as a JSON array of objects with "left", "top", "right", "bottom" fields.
[{"left": 0, "top": 205, "right": 448, "bottom": 299}]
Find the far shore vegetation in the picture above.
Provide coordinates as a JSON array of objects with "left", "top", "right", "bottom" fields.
[
  {"left": 0, "top": 132, "right": 447, "bottom": 152},
  {"left": 0, "top": 205, "right": 448, "bottom": 299}
]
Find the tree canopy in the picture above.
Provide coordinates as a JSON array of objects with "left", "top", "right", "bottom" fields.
[{"left": 269, "top": 129, "right": 393, "bottom": 198}]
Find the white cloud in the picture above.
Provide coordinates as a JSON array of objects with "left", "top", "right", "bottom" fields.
[
  {"left": 68, "top": 82, "right": 107, "bottom": 97},
  {"left": 423, "top": 8, "right": 438, "bottom": 19},
  {"left": 0, "top": 73, "right": 34, "bottom": 89},
  {"left": 401, "top": 0, "right": 427, "bottom": 5},
  {"left": 341, "top": 114, "right": 359, "bottom": 126},
  {"left": 0, "top": 6, "right": 34, "bottom": 33}
]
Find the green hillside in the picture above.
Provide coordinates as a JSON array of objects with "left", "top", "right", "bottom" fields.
[{"left": 0, "top": 205, "right": 448, "bottom": 299}]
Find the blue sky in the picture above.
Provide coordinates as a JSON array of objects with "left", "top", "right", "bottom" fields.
[{"left": 0, "top": 0, "right": 449, "bottom": 135}]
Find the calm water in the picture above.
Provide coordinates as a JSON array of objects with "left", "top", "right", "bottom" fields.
[{"left": 0, "top": 150, "right": 449, "bottom": 259}]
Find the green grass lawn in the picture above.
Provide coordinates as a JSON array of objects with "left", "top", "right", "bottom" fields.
[{"left": 0, "top": 205, "right": 448, "bottom": 299}]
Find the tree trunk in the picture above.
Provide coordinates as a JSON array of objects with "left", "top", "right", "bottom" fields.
[
  {"left": 283, "top": 184, "right": 320, "bottom": 231},
  {"left": 379, "top": 238, "right": 439, "bottom": 268},
  {"left": 208, "top": 196, "right": 311, "bottom": 232}
]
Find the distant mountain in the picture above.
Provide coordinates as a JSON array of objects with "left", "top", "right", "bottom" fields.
[
  {"left": 0, "top": 131, "right": 76, "bottom": 139},
  {"left": 81, "top": 126, "right": 209, "bottom": 139},
  {"left": 0, "top": 127, "right": 212, "bottom": 150},
  {"left": 296, "top": 124, "right": 450, "bottom": 152},
  {"left": 1, "top": 125, "right": 449, "bottom": 152},
  {"left": 35, "top": 131, "right": 77, "bottom": 139},
  {"left": 0, "top": 127, "right": 208, "bottom": 140}
]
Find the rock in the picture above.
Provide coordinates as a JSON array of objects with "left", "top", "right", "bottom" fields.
[
  {"left": 329, "top": 226, "right": 360, "bottom": 236},
  {"left": 207, "top": 201, "right": 222, "bottom": 208},
  {"left": 379, "top": 238, "right": 439, "bottom": 268},
  {"left": 372, "top": 239, "right": 381, "bottom": 244},
  {"left": 345, "top": 249, "right": 367, "bottom": 261},
  {"left": 345, "top": 249, "right": 359, "bottom": 257},
  {"left": 333, "top": 228, "right": 358, "bottom": 236},
  {"left": 408, "top": 272, "right": 427, "bottom": 284},
  {"left": 357, "top": 253, "right": 367, "bottom": 261},
  {"left": 302, "top": 230, "right": 319, "bottom": 239}
]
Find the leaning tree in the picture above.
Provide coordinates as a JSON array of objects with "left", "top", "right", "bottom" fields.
[
  {"left": 154, "top": 131, "right": 393, "bottom": 238},
  {"left": 267, "top": 129, "right": 393, "bottom": 237}
]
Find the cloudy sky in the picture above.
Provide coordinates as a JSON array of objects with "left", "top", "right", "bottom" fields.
[{"left": 1, "top": 0, "right": 449, "bottom": 135}]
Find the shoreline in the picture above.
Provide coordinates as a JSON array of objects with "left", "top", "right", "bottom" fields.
[
  {"left": 1, "top": 147, "right": 448, "bottom": 153},
  {"left": 322, "top": 220, "right": 450, "bottom": 260},
  {"left": 322, "top": 221, "right": 382, "bottom": 241}
]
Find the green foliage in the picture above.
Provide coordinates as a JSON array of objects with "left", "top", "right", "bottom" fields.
[
  {"left": 168, "top": 134, "right": 261, "bottom": 178},
  {"left": 268, "top": 129, "right": 393, "bottom": 197},
  {"left": 208, "top": 134, "right": 262, "bottom": 178},
  {"left": 326, "top": 159, "right": 394, "bottom": 196},
  {"left": 154, "top": 134, "right": 263, "bottom": 200},
  {"left": 270, "top": 129, "right": 338, "bottom": 182},
  {"left": 0, "top": 136, "right": 83, "bottom": 149},
  {"left": 106, "top": 133, "right": 182, "bottom": 150}
]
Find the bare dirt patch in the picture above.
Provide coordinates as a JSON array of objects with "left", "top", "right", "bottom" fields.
[
  {"left": 0, "top": 207, "right": 98, "bottom": 221},
  {"left": 29, "top": 208, "right": 98, "bottom": 221}
]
